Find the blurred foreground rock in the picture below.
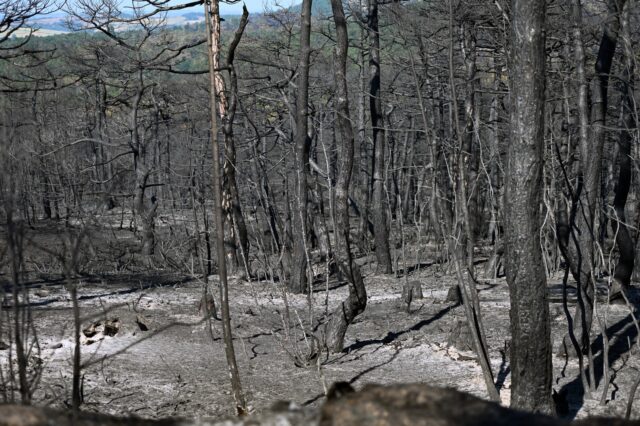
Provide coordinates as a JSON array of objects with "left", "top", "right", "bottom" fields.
[
  {"left": 1, "top": 383, "right": 639, "bottom": 426},
  {"left": 319, "top": 383, "right": 635, "bottom": 425}
]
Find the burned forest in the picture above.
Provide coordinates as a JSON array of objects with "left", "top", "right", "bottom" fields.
[{"left": 1, "top": 0, "right": 640, "bottom": 424}]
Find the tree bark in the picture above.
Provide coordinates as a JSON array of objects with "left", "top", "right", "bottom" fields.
[
  {"left": 133, "top": 164, "right": 156, "bottom": 256},
  {"left": 506, "top": 0, "right": 552, "bottom": 413},
  {"left": 558, "top": 0, "right": 627, "bottom": 355},
  {"left": 289, "top": 0, "right": 313, "bottom": 293},
  {"left": 325, "top": 0, "right": 367, "bottom": 353},
  {"left": 367, "top": 0, "right": 393, "bottom": 274},
  {"left": 461, "top": 23, "right": 479, "bottom": 239},
  {"left": 206, "top": 1, "right": 250, "bottom": 275},
  {"left": 204, "top": 0, "right": 247, "bottom": 415},
  {"left": 222, "top": 8, "right": 251, "bottom": 276},
  {"left": 357, "top": 22, "right": 372, "bottom": 251},
  {"left": 611, "top": 1, "right": 634, "bottom": 294},
  {"left": 447, "top": 0, "right": 498, "bottom": 403},
  {"left": 129, "top": 75, "right": 156, "bottom": 257}
]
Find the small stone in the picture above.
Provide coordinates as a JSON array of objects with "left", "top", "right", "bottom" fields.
[{"left": 34, "top": 289, "right": 50, "bottom": 297}]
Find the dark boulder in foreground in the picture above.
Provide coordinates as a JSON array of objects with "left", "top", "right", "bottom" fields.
[
  {"left": 1, "top": 383, "right": 638, "bottom": 426},
  {"left": 319, "top": 383, "right": 635, "bottom": 426}
]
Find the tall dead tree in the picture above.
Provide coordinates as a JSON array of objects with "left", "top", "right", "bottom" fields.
[
  {"left": 447, "top": 0, "right": 499, "bottom": 404},
  {"left": 204, "top": 0, "right": 247, "bottom": 415},
  {"left": 289, "top": 0, "right": 313, "bottom": 293},
  {"left": 611, "top": 1, "right": 634, "bottom": 295},
  {"left": 460, "top": 21, "right": 480, "bottom": 239},
  {"left": 325, "top": 0, "right": 367, "bottom": 353},
  {"left": 206, "top": 0, "right": 250, "bottom": 274},
  {"left": 129, "top": 69, "right": 157, "bottom": 257},
  {"left": 505, "top": 0, "right": 552, "bottom": 413},
  {"left": 557, "top": 0, "right": 627, "bottom": 355},
  {"left": 366, "top": 0, "right": 393, "bottom": 274}
]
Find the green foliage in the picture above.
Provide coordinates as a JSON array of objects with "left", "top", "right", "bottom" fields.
[{"left": 288, "top": 0, "right": 333, "bottom": 17}]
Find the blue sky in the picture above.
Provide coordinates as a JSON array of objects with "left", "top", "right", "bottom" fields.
[
  {"left": 159, "top": 0, "right": 297, "bottom": 15},
  {"left": 217, "top": 0, "right": 297, "bottom": 15},
  {"left": 43, "top": 0, "right": 298, "bottom": 18},
  {"left": 67, "top": 0, "right": 299, "bottom": 16}
]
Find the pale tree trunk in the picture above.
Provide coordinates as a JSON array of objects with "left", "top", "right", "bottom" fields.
[
  {"left": 367, "top": 0, "right": 392, "bottom": 274},
  {"left": 325, "top": 0, "right": 367, "bottom": 353},
  {"left": 207, "top": 0, "right": 250, "bottom": 275},
  {"left": 204, "top": 1, "right": 247, "bottom": 414},
  {"left": 506, "top": 0, "right": 552, "bottom": 413}
]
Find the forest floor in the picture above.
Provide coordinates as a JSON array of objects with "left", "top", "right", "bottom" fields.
[{"left": 3, "top": 225, "right": 640, "bottom": 422}]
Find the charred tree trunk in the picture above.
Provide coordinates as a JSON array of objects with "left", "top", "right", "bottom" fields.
[
  {"left": 486, "top": 73, "right": 503, "bottom": 278},
  {"left": 447, "top": 0, "right": 498, "bottom": 403},
  {"left": 556, "top": 0, "right": 593, "bottom": 357},
  {"left": 325, "top": 0, "right": 367, "bottom": 353},
  {"left": 461, "top": 23, "right": 479, "bottom": 239},
  {"left": 6, "top": 213, "right": 30, "bottom": 404},
  {"left": 133, "top": 164, "right": 156, "bottom": 256},
  {"left": 367, "top": 0, "right": 392, "bottom": 274},
  {"left": 289, "top": 0, "right": 313, "bottom": 293},
  {"left": 506, "top": 0, "right": 552, "bottom": 413},
  {"left": 558, "top": 0, "right": 626, "bottom": 355},
  {"left": 243, "top": 114, "right": 284, "bottom": 256},
  {"left": 611, "top": 2, "right": 634, "bottom": 294},
  {"left": 357, "top": 23, "right": 372, "bottom": 252},
  {"left": 204, "top": 0, "right": 247, "bottom": 414},
  {"left": 222, "top": 10, "right": 250, "bottom": 276},
  {"left": 129, "top": 75, "right": 156, "bottom": 257}
]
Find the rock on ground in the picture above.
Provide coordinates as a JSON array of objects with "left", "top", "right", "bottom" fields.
[{"left": 2, "top": 383, "right": 640, "bottom": 426}]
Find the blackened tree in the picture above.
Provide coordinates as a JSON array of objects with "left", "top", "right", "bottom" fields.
[{"left": 505, "top": 0, "right": 552, "bottom": 413}]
